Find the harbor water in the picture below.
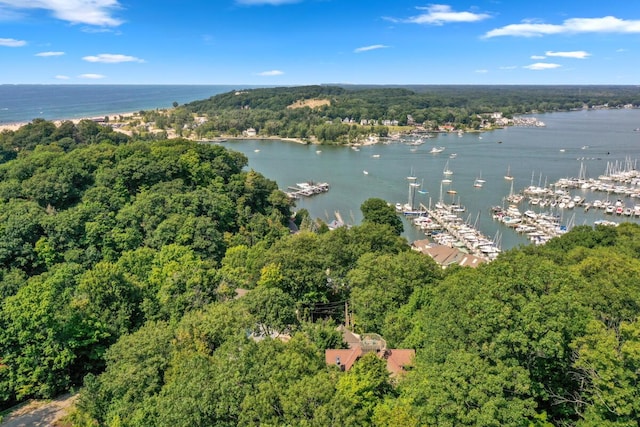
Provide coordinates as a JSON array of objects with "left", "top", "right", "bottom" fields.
[{"left": 222, "top": 108, "right": 640, "bottom": 250}]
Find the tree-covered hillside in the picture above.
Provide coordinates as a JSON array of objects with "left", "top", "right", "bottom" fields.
[
  {"left": 183, "top": 85, "right": 640, "bottom": 143},
  {"left": 1, "top": 119, "right": 640, "bottom": 427}
]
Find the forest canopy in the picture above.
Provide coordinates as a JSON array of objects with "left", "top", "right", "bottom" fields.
[
  {"left": 1, "top": 107, "right": 640, "bottom": 426},
  {"left": 182, "top": 85, "right": 640, "bottom": 143}
]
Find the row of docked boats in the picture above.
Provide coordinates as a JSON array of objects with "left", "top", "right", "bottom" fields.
[
  {"left": 411, "top": 203, "right": 501, "bottom": 260},
  {"left": 491, "top": 205, "right": 568, "bottom": 245}
]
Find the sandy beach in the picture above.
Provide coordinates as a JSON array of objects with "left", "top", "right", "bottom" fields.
[{"left": 0, "top": 112, "right": 139, "bottom": 133}]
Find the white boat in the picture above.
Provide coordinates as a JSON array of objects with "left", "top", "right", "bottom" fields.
[
  {"left": 417, "top": 179, "right": 428, "bottom": 194},
  {"left": 363, "top": 170, "right": 368, "bottom": 175},
  {"left": 474, "top": 171, "right": 485, "bottom": 187},
  {"left": 443, "top": 160, "right": 453, "bottom": 176},
  {"left": 504, "top": 165, "right": 514, "bottom": 181},
  {"left": 430, "top": 146, "right": 445, "bottom": 154}
]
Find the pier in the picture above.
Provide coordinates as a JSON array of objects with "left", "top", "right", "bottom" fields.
[
  {"left": 408, "top": 201, "right": 501, "bottom": 261},
  {"left": 285, "top": 181, "right": 330, "bottom": 199}
]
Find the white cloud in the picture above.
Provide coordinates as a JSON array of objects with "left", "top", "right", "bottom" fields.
[
  {"left": 354, "top": 44, "right": 389, "bottom": 53},
  {"left": 79, "top": 73, "right": 106, "bottom": 79},
  {"left": 236, "top": 0, "right": 300, "bottom": 5},
  {"left": 616, "top": 48, "right": 627, "bottom": 52},
  {"left": 523, "top": 63, "right": 561, "bottom": 70},
  {"left": 499, "top": 66, "right": 517, "bottom": 70},
  {"left": 475, "top": 69, "right": 489, "bottom": 73},
  {"left": 393, "top": 4, "right": 490, "bottom": 25},
  {"left": 83, "top": 53, "right": 144, "bottom": 63},
  {"left": 0, "top": 37, "right": 26, "bottom": 47},
  {"left": 257, "top": 70, "right": 284, "bottom": 76},
  {"left": 36, "top": 51, "right": 64, "bottom": 57},
  {"left": 55, "top": 75, "right": 70, "bottom": 80},
  {"left": 485, "top": 16, "right": 640, "bottom": 38},
  {"left": 530, "top": 55, "right": 546, "bottom": 59},
  {"left": 545, "top": 50, "right": 590, "bottom": 59},
  {"left": 0, "top": 0, "right": 122, "bottom": 26}
]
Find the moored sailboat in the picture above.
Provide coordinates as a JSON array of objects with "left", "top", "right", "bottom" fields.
[{"left": 504, "top": 165, "right": 514, "bottom": 181}]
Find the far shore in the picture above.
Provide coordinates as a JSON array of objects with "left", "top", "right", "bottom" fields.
[{"left": 0, "top": 117, "right": 382, "bottom": 147}]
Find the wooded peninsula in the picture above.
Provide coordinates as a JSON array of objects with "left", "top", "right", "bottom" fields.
[{"left": 1, "top": 85, "right": 640, "bottom": 426}]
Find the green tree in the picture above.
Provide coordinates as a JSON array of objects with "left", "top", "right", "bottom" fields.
[
  {"left": 77, "top": 321, "right": 174, "bottom": 426},
  {"left": 572, "top": 320, "right": 640, "bottom": 426},
  {"left": 360, "top": 198, "right": 403, "bottom": 235}
]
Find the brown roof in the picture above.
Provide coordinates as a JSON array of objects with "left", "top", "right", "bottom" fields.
[
  {"left": 326, "top": 347, "right": 362, "bottom": 371},
  {"left": 383, "top": 349, "right": 415, "bottom": 375},
  {"left": 338, "top": 325, "right": 362, "bottom": 348},
  {"left": 412, "top": 242, "right": 485, "bottom": 268},
  {"left": 325, "top": 328, "right": 415, "bottom": 374}
]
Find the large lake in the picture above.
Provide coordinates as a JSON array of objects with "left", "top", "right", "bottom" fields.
[{"left": 222, "top": 108, "right": 640, "bottom": 250}]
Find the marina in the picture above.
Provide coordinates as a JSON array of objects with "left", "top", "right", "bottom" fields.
[{"left": 222, "top": 108, "right": 640, "bottom": 251}]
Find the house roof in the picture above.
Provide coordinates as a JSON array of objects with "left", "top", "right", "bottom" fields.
[
  {"left": 325, "top": 347, "right": 362, "bottom": 371},
  {"left": 412, "top": 242, "right": 485, "bottom": 268},
  {"left": 326, "top": 328, "right": 415, "bottom": 374},
  {"left": 383, "top": 349, "right": 415, "bottom": 375},
  {"left": 338, "top": 325, "right": 361, "bottom": 348}
]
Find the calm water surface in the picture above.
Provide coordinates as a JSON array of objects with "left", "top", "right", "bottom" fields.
[
  {"left": 222, "top": 109, "right": 640, "bottom": 250},
  {"left": 0, "top": 85, "right": 248, "bottom": 124}
]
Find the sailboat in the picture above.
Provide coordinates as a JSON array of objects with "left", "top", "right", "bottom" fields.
[
  {"left": 417, "top": 179, "right": 428, "bottom": 194},
  {"left": 443, "top": 160, "right": 453, "bottom": 176},
  {"left": 474, "top": 171, "right": 485, "bottom": 188},
  {"left": 504, "top": 165, "right": 514, "bottom": 181}
]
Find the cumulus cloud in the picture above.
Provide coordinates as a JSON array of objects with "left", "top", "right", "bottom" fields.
[
  {"left": 523, "top": 63, "right": 561, "bottom": 70},
  {"left": 236, "top": 0, "right": 300, "bottom": 5},
  {"left": 354, "top": 44, "right": 389, "bottom": 53},
  {"left": 257, "top": 70, "right": 284, "bottom": 76},
  {"left": 36, "top": 51, "right": 64, "bottom": 57},
  {"left": 55, "top": 75, "right": 70, "bottom": 80},
  {"left": 484, "top": 16, "right": 640, "bottom": 38},
  {"left": 0, "top": 37, "right": 26, "bottom": 47},
  {"left": 83, "top": 53, "right": 144, "bottom": 63},
  {"left": 79, "top": 73, "right": 106, "bottom": 79},
  {"left": 389, "top": 4, "right": 490, "bottom": 25},
  {"left": 0, "top": 0, "right": 122, "bottom": 26},
  {"left": 531, "top": 55, "right": 546, "bottom": 59},
  {"left": 545, "top": 50, "right": 590, "bottom": 59}
]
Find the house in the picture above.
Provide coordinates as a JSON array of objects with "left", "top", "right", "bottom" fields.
[
  {"left": 244, "top": 127, "right": 257, "bottom": 137},
  {"left": 324, "top": 328, "right": 415, "bottom": 375},
  {"left": 412, "top": 240, "right": 485, "bottom": 268}
]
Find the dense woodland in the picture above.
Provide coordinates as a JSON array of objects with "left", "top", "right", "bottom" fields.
[
  {"left": 177, "top": 85, "right": 640, "bottom": 142},
  {"left": 0, "top": 99, "right": 640, "bottom": 426}
]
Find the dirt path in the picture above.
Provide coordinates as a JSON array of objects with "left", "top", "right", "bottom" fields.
[{"left": 1, "top": 393, "right": 77, "bottom": 427}]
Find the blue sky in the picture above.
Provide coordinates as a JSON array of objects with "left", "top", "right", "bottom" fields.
[{"left": 1, "top": 0, "right": 639, "bottom": 85}]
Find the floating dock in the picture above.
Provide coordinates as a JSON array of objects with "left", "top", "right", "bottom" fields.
[{"left": 285, "top": 181, "right": 329, "bottom": 199}]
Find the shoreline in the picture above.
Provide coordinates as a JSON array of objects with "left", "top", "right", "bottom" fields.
[{"left": 0, "top": 111, "right": 140, "bottom": 133}]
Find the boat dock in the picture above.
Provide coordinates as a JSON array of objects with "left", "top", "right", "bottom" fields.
[
  {"left": 410, "top": 202, "right": 501, "bottom": 261},
  {"left": 285, "top": 181, "right": 330, "bottom": 199}
]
